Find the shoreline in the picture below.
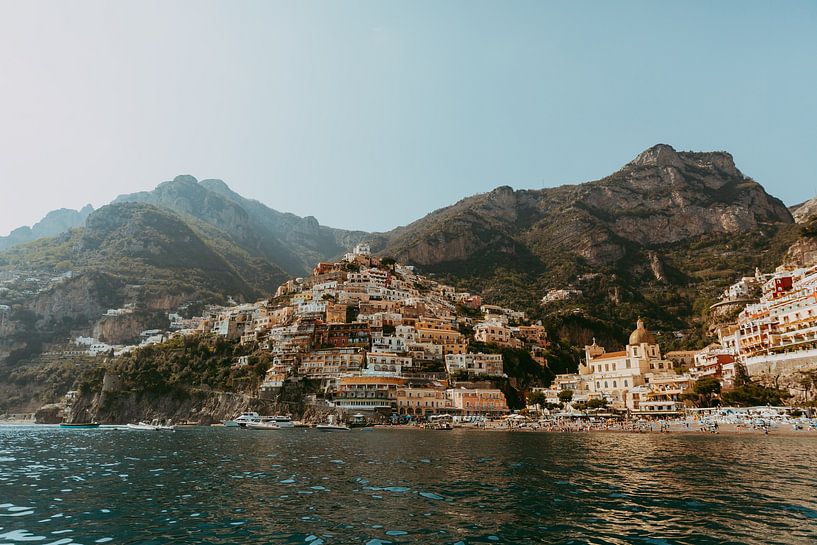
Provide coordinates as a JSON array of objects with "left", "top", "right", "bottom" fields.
[{"left": 375, "top": 422, "right": 817, "bottom": 437}]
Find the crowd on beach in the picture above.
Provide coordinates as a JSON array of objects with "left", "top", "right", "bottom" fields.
[{"left": 384, "top": 413, "right": 817, "bottom": 436}]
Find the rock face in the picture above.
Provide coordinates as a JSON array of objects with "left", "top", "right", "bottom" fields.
[
  {"left": 378, "top": 144, "right": 793, "bottom": 270},
  {"left": 0, "top": 205, "right": 93, "bottom": 251},
  {"left": 33, "top": 273, "right": 123, "bottom": 328},
  {"left": 791, "top": 196, "right": 817, "bottom": 223},
  {"left": 93, "top": 312, "right": 170, "bottom": 345}
]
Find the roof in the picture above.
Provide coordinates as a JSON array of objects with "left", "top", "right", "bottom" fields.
[
  {"left": 593, "top": 351, "right": 627, "bottom": 360},
  {"left": 629, "top": 319, "right": 657, "bottom": 345}
]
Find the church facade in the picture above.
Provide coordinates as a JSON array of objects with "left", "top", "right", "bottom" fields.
[{"left": 578, "top": 319, "right": 686, "bottom": 412}]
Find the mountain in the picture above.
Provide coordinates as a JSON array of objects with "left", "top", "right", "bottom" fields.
[
  {"left": 374, "top": 144, "right": 797, "bottom": 346},
  {"left": 0, "top": 204, "right": 94, "bottom": 251},
  {"left": 1, "top": 146, "right": 799, "bottom": 351},
  {"left": 114, "top": 175, "right": 367, "bottom": 276},
  {"left": 0, "top": 203, "right": 289, "bottom": 364}
]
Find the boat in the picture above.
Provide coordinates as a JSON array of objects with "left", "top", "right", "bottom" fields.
[
  {"left": 223, "top": 412, "right": 260, "bottom": 428},
  {"left": 59, "top": 422, "right": 100, "bottom": 428},
  {"left": 246, "top": 421, "right": 281, "bottom": 430},
  {"left": 316, "top": 414, "right": 350, "bottom": 432},
  {"left": 261, "top": 415, "right": 295, "bottom": 428},
  {"left": 126, "top": 420, "right": 176, "bottom": 431}
]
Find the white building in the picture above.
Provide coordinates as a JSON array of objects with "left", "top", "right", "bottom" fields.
[{"left": 445, "top": 353, "right": 504, "bottom": 377}]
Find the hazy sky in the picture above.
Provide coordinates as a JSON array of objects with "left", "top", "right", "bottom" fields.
[{"left": 1, "top": 1, "right": 816, "bottom": 236}]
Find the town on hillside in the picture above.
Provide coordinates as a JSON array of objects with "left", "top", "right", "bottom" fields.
[{"left": 33, "top": 243, "right": 817, "bottom": 425}]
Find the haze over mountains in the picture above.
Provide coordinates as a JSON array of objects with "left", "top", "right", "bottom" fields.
[{"left": 2, "top": 144, "right": 816, "bottom": 352}]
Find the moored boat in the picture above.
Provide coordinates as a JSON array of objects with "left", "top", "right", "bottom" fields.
[
  {"left": 223, "top": 412, "right": 260, "bottom": 428},
  {"left": 126, "top": 420, "right": 175, "bottom": 431},
  {"left": 262, "top": 415, "right": 295, "bottom": 428},
  {"left": 246, "top": 421, "right": 280, "bottom": 430},
  {"left": 316, "top": 415, "right": 350, "bottom": 431},
  {"left": 59, "top": 422, "right": 100, "bottom": 428}
]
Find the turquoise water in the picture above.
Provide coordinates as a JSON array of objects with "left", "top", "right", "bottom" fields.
[{"left": 1, "top": 426, "right": 816, "bottom": 544}]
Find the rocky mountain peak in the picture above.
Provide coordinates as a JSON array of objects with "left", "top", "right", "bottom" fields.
[
  {"left": 629, "top": 144, "right": 682, "bottom": 168},
  {"left": 171, "top": 174, "right": 199, "bottom": 185}
]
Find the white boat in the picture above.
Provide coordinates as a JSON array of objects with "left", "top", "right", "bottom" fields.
[
  {"left": 223, "top": 412, "right": 260, "bottom": 428},
  {"left": 126, "top": 420, "right": 175, "bottom": 431},
  {"left": 316, "top": 415, "right": 350, "bottom": 432},
  {"left": 316, "top": 423, "right": 350, "bottom": 431},
  {"left": 261, "top": 415, "right": 295, "bottom": 428},
  {"left": 246, "top": 421, "right": 280, "bottom": 430}
]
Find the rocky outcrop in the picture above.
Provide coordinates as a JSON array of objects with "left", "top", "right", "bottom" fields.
[
  {"left": 785, "top": 236, "right": 817, "bottom": 267},
  {"left": 33, "top": 273, "right": 123, "bottom": 328},
  {"left": 93, "top": 312, "right": 170, "bottom": 344},
  {"left": 791, "top": 196, "right": 817, "bottom": 223},
  {"left": 68, "top": 387, "right": 337, "bottom": 425}
]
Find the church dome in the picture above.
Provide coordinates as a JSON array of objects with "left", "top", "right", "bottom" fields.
[{"left": 628, "top": 318, "right": 656, "bottom": 345}]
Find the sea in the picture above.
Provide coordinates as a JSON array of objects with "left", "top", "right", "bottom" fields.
[{"left": 1, "top": 426, "right": 816, "bottom": 545}]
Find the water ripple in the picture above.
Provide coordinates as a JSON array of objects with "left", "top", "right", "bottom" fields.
[{"left": 0, "top": 427, "right": 815, "bottom": 543}]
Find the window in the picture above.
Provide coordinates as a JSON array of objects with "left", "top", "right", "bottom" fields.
[
  {"left": 604, "top": 381, "right": 608, "bottom": 388},
  {"left": 612, "top": 381, "right": 617, "bottom": 388},
  {"left": 624, "top": 380, "right": 628, "bottom": 387}
]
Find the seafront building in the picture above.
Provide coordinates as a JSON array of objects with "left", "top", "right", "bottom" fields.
[{"left": 711, "top": 264, "right": 817, "bottom": 379}]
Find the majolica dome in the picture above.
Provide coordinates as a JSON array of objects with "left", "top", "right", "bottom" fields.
[{"left": 628, "top": 318, "right": 656, "bottom": 346}]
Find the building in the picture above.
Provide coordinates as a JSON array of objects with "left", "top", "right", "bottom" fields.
[
  {"left": 334, "top": 376, "right": 406, "bottom": 413},
  {"left": 396, "top": 385, "right": 450, "bottom": 416},
  {"left": 474, "top": 321, "right": 512, "bottom": 346},
  {"left": 298, "top": 348, "right": 366, "bottom": 383},
  {"left": 579, "top": 320, "right": 687, "bottom": 411},
  {"left": 314, "top": 322, "right": 371, "bottom": 349},
  {"left": 446, "top": 387, "right": 509, "bottom": 415},
  {"left": 444, "top": 353, "right": 504, "bottom": 377}
]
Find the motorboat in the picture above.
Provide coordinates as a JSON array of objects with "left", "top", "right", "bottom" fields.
[
  {"left": 126, "top": 420, "right": 175, "bottom": 431},
  {"left": 316, "top": 423, "right": 351, "bottom": 431},
  {"left": 246, "top": 420, "right": 281, "bottom": 430},
  {"left": 223, "top": 412, "right": 260, "bottom": 428},
  {"left": 260, "top": 415, "right": 295, "bottom": 428},
  {"left": 316, "top": 414, "right": 350, "bottom": 432}
]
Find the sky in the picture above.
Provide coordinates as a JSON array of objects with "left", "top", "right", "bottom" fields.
[{"left": 1, "top": 1, "right": 816, "bottom": 236}]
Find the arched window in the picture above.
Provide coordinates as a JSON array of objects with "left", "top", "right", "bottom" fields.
[
  {"left": 624, "top": 379, "right": 628, "bottom": 387},
  {"left": 604, "top": 381, "right": 608, "bottom": 388},
  {"left": 613, "top": 381, "right": 617, "bottom": 388}
]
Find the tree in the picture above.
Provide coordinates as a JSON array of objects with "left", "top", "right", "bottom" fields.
[
  {"left": 380, "top": 257, "right": 397, "bottom": 272},
  {"left": 692, "top": 377, "right": 721, "bottom": 407},
  {"left": 558, "top": 389, "right": 574, "bottom": 404},
  {"left": 586, "top": 398, "right": 607, "bottom": 410},
  {"left": 528, "top": 391, "right": 546, "bottom": 407},
  {"left": 733, "top": 361, "right": 751, "bottom": 387},
  {"left": 722, "top": 383, "right": 791, "bottom": 407}
]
